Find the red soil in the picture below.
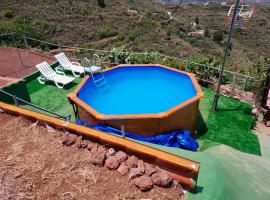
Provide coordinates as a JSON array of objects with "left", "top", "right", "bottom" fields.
[
  {"left": 0, "top": 113, "right": 183, "bottom": 199},
  {"left": 0, "top": 47, "right": 54, "bottom": 82}
]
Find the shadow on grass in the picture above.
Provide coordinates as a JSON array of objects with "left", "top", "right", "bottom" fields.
[
  {"left": 195, "top": 105, "right": 261, "bottom": 156},
  {"left": 194, "top": 111, "right": 208, "bottom": 139},
  {"left": 41, "top": 81, "right": 78, "bottom": 90},
  {"left": 217, "top": 106, "right": 252, "bottom": 113}
]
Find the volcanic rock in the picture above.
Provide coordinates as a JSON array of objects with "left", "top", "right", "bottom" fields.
[
  {"left": 126, "top": 155, "right": 138, "bottom": 169},
  {"left": 105, "top": 156, "right": 120, "bottom": 170},
  {"left": 145, "top": 163, "right": 157, "bottom": 176},
  {"left": 115, "top": 151, "right": 128, "bottom": 163},
  {"left": 90, "top": 146, "right": 106, "bottom": 166},
  {"left": 128, "top": 168, "right": 142, "bottom": 180},
  {"left": 106, "top": 148, "right": 116, "bottom": 158},
  {"left": 117, "top": 162, "right": 129, "bottom": 176},
  {"left": 138, "top": 160, "right": 145, "bottom": 173},
  {"left": 151, "top": 172, "right": 173, "bottom": 188},
  {"left": 134, "top": 176, "right": 154, "bottom": 191}
]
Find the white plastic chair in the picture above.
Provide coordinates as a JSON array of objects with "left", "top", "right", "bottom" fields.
[
  {"left": 36, "top": 62, "right": 75, "bottom": 89},
  {"left": 55, "top": 52, "right": 87, "bottom": 77},
  {"left": 82, "top": 57, "right": 102, "bottom": 73}
]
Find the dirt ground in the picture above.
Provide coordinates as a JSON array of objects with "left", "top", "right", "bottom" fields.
[
  {"left": 0, "top": 112, "right": 183, "bottom": 200},
  {"left": 0, "top": 47, "right": 54, "bottom": 87}
]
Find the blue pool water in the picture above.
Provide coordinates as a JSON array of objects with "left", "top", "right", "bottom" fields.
[{"left": 78, "top": 66, "right": 197, "bottom": 115}]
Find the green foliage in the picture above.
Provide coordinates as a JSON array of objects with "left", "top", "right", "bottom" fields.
[
  {"left": 187, "top": 55, "right": 220, "bottom": 86},
  {"left": 0, "top": 17, "right": 44, "bottom": 48},
  {"left": 247, "top": 56, "right": 270, "bottom": 105},
  {"left": 4, "top": 10, "right": 14, "bottom": 19},
  {"left": 105, "top": 46, "right": 129, "bottom": 64},
  {"left": 98, "top": 26, "right": 118, "bottom": 38},
  {"left": 128, "top": 30, "right": 138, "bottom": 41},
  {"left": 80, "top": 7, "right": 90, "bottom": 16},
  {"left": 97, "top": 0, "right": 106, "bottom": 8},
  {"left": 126, "top": 53, "right": 158, "bottom": 64},
  {"left": 204, "top": 29, "right": 210, "bottom": 37},
  {"left": 117, "top": 32, "right": 126, "bottom": 41},
  {"left": 213, "top": 30, "right": 223, "bottom": 43},
  {"left": 195, "top": 16, "right": 199, "bottom": 25}
]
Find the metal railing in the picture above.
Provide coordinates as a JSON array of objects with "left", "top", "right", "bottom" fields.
[
  {"left": 0, "top": 89, "right": 71, "bottom": 121},
  {"left": 0, "top": 32, "right": 24, "bottom": 68}
]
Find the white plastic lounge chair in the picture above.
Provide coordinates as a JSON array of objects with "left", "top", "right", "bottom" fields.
[
  {"left": 55, "top": 52, "right": 102, "bottom": 77},
  {"left": 36, "top": 62, "right": 75, "bottom": 89}
]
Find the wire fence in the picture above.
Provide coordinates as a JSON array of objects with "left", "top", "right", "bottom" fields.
[
  {"left": 23, "top": 36, "right": 256, "bottom": 94},
  {"left": 0, "top": 34, "right": 256, "bottom": 95},
  {"left": 0, "top": 89, "right": 71, "bottom": 121},
  {"left": 0, "top": 32, "right": 24, "bottom": 68}
]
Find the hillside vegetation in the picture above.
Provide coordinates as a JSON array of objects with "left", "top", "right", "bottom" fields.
[{"left": 0, "top": 0, "right": 270, "bottom": 73}]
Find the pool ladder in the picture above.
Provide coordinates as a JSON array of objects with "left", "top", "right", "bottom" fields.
[
  {"left": 82, "top": 57, "right": 108, "bottom": 90},
  {"left": 90, "top": 69, "right": 108, "bottom": 90}
]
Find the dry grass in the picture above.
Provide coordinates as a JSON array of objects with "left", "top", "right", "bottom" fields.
[{"left": 0, "top": 112, "right": 183, "bottom": 200}]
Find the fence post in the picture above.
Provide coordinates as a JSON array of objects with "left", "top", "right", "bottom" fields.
[
  {"left": 244, "top": 77, "right": 248, "bottom": 91},
  {"left": 230, "top": 72, "right": 237, "bottom": 96},
  {"left": 23, "top": 35, "right": 29, "bottom": 49},
  {"left": 185, "top": 60, "right": 189, "bottom": 72},
  {"left": 12, "top": 33, "right": 24, "bottom": 68},
  {"left": 121, "top": 125, "right": 125, "bottom": 138},
  {"left": 13, "top": 95, "right": 19, "bottom": 106},
  {"left": 58, "top": 43, "right": 62, "bottom": 52},
  {"left": 115, "top": 52, "right": 119, "bottom": 65}
]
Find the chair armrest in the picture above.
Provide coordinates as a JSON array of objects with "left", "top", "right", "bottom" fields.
[
  {"left": 71, "top": 62, "right": 81, "bottom": 66},
  {"left": 55, "top": 67, "right": 66, "bottom": 76}
]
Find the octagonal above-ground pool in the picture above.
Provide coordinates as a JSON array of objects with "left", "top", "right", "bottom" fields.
[{"left": 68, "top": 64, "right": 204, "bottom": 137}]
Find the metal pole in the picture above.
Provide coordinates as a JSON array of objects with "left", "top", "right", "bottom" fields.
[
  {"left": 121, "top": 125, "right": 125, "bottom": 138},
  {"left": 12, "top": 33, "right": 24, "bottom": 68},
  {"left": 185, "top": 60, "right": 189, "bottom": 72},
  {"left": 13, "top": 95, "right": 19, "bottom": 106},
  {"left": 230, "top": 72, "right": 237, "bottom": 96},
  {"left": 213, "top": 0, "right": 241, "bottom": 111},
  {"left": 23, "top": 35, "right": 29, "bottom": 49}
]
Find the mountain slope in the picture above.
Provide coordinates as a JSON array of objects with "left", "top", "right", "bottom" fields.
[{"left": 0, "top": 0, "right": 269, "bottom": 71}]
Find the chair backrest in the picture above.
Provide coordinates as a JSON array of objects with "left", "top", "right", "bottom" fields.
[
  {"left": 36, "top": 62, "right": 56, "bottom": 78},
  {"left": 55, "top": 52, "right": 72, "bottom": 69}
]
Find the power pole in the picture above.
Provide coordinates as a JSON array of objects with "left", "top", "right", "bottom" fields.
[{"left": 213, "top": 0, "right": 241, "bottom": 111}]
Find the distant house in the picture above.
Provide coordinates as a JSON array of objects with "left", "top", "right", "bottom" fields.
[
  {"left": 203, "top": 2, "right": 209, "bottom": 6},
  {"left": 221, "top": 2, "right": 227, "bottom": 6},
  {"left": 188, "top": 30, "right": 205, "bottom": 37}
]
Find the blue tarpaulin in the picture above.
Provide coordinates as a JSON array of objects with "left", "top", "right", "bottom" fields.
[{"left": 76, "top": 120, "right": 199, "bottom": 151}]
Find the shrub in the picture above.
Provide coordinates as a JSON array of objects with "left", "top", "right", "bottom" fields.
[
  {"left": 213, "top": 30, "right": 223, "bottom": 43},
  {"left": 97, "top": 0, "right": 106, "bottom": 8},
  {"left": 204, "top": 29, "right": 210, "bottom": 37},
  {"left": 105, "top": 46, "right": 129, "bottom": 64},
  {"left": 126, "top": 53, "right": 158, "bottom": 64},
  {"left": 247, "top": 56, "right": 270, "bottom": 105},
  {"left": 117, "top": 32, "right": 126, "bottom": 41},
  {"left": 128, "top": 30, "right": 138, "bottom": 41},
  {"left": 0, "top": 17, "right": 44, "bottom": 48},
  {"left": 4, "top": 10, "right": 14, "bottom": 19},
  {"left": 98, "top": 26, "right": 118, "bottom": 38},
  {"left": 195, "top": 16, "right": 199, "bottom": 25}
]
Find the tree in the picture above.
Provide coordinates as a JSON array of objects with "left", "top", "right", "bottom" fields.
[
  {"left": 97, "top": 0, "right": 105, "bottom": 8},
  {"left": 204, "top": 29, "right": 210, "bottom": 37},
  {"left": 213, "top": 31, "right": 223, "bottom": 43},
  {"left": 249, "top": 56, "right": 270, "bottom": 106},
  {"left": 195, "top": 16, "right": 199, "bottom": 25}
]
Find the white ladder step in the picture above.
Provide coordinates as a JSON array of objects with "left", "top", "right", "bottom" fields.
[{"left": 94, "top": 77, "right": 105, "bottom": 83}]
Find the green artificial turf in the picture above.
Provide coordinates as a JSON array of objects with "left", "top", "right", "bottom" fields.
[
  {"left": 196, "top": 87, "right": 261, "bottom": 155},
  {"left": 26, "top": 79, "right": 261, "bottom": 155},
  {"left": 26, "top": 78, "right": 82, "bottom": 122}
]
